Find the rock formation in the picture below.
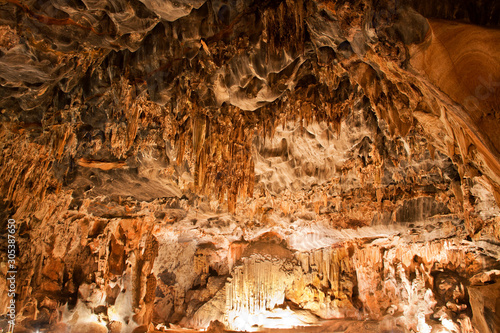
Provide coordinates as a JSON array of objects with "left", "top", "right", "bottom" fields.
[{"left": 0, "top": 0, "right": 499, "bottom": 332}]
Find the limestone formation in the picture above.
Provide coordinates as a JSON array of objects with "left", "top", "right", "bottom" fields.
[{"left": 0, "top": 0, "right": 499, "bottom": 332}]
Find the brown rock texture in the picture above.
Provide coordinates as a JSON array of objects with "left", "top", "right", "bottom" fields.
[{"left": 0, "top": 0, "right": 499, "bottom": 332}]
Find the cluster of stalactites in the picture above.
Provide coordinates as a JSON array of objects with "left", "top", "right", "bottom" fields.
[
  {"left": 224, "top": 256, "right": 290, "bottom": 329},
  {"left": 165, "top": 72, "right": 355, "bottom": 212},
  {"left": 263, "top": 0, "right": 305, "bottom": 56}
]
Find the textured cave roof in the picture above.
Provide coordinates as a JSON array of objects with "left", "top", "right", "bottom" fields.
[{"left": 1, "top": 0, "right": 499, "bottom": 212}]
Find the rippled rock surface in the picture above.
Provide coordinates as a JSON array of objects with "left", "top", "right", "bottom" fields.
[{"left": 0, "top": 0, "right": 499, "bottom": 332}]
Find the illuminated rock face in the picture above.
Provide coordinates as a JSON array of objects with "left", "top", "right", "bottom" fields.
[
  {"left": 188, "top": 235, "right": 499, "bottom": 332},
  {"left": 0, "top": 0, "right": 500, "bottom": 332}
]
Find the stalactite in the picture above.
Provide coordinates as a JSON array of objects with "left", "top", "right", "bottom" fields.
[{"left": 224, "top": 256, "right": 292, "bottom": 330}]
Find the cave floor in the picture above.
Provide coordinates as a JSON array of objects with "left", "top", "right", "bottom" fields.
[{"left": 162, "top": 319, "right": 402, "bottom": 333}]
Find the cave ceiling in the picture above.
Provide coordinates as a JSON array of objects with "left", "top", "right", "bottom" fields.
[{"left": 0, "top": 0, "right": 500, "bottom": 332}]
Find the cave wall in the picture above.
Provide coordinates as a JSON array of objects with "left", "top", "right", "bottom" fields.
[{"left": 0, "top": 0, "right": 500, "bottom": 332}]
